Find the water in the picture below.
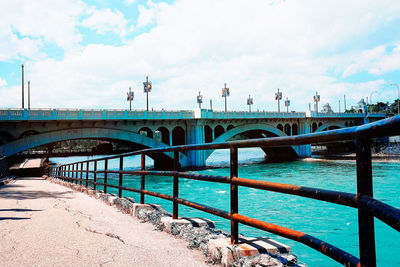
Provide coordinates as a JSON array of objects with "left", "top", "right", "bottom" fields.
[{"left": 51, "top": 148, "right": 400, "bottom": 266}]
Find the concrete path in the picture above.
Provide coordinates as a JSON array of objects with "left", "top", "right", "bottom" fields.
[{"left": 0, "top": 177, "right": 210, "bottom": 267}]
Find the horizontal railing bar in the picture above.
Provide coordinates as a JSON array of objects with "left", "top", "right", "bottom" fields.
[
  {"left": 358, "top": 195, "right": 400, "bottom": 232},
  {"left": 232, "top": 213, "right": 360, "bottom": 267},
  {"left": 100, "top": 170, "right": 358, "bottom": 208}
]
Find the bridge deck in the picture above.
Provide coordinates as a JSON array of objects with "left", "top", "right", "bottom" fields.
[{"left": 0, "top": 177, "right": 209, "bottom": 266}]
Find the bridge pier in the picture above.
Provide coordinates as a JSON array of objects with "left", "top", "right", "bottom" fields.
[
  {"left": 182, "top": 121, "right": 207, "bottom": 169},
  {"left": 297, "top": 120, "right": 312, "bottom": 157}
]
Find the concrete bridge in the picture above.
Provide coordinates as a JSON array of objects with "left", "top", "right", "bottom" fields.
[{"left": 0, "top": 108, "right": 384, "bottom": 168}]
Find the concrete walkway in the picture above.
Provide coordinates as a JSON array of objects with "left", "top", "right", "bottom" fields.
[{"left": 0, "top": 177, "right": 210, "bottom": 267}]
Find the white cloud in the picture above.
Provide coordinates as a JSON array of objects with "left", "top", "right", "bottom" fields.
[
  {"left": 137, "top": 0, "right": 167, "bottom": 28},
  {"left": 0, "top": 77, "right": 7, "bottom": 87},
  {"left": 343, "top": 45, "right": 400, "bottom": 77},
  {"left": 81, "top": 8, "right": 134, "bottom": 37},
  {"left": 124, "top": 0, "right": 136, "bottom": 5}
]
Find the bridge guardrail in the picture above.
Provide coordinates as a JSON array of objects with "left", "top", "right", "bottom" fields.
[
  {"left": 51, "top": 115, "right": 400, "bottom": 267},
  {"left": 0, "top": 109, "right": 195, "bottom": 120}
]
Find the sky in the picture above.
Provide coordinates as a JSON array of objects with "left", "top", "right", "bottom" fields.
[{"left": 0, "top": 0, "right": 400, "bottom": 112}]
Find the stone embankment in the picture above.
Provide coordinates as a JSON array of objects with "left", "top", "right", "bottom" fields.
[{"left": 42, "top": 176, "right": 304, "bottom": 267}]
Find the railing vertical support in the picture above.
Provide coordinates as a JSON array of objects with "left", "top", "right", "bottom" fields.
[
  {"left": 72, "top": 163, "right": 76, "bottom": 183},
  {"left": 104, "top": 159, "right": 108, "bottom": 193},
  {"left": 80, "top": 162, "right": 83, "bottom": 185},
  {"left": 173, "top": 150, "right": 179, "bottom": 219},
  {"left": 86, "top": 161, "right": 89, "bottom": 187},
  {"left": 93, "top": 161, "right": 97, "bottom": 190},
  {"left": 140, "top": 153, "right": 145, "bottom": 204},
  {"left": 119, "top": 156, "right": 123, "bottom": 198},
  {"left": 230, "top": 147, "right": 239, "bottom": 244},
  {"left": 67, "top": 165, "right": 71, "bottom": 182},
  {"left": 356, "top": 136, "right": 376, "bottom": 267}
]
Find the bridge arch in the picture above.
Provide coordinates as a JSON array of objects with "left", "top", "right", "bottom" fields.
[
  {"left": 205, "top": 123, "right": 301, "bottom": 160},
  {"left": 155, "top": 127, "right": 170, "bottom": 145},
  {"left": 172, "top": 126, "right": 185, "bottom": 146},
  {"left": 138, "top": 127, "right": 153, "bottom": 138},
  {"left": 214, "top": 125, "right": 225, "bottom": 139},
  {"left": 0, "top": 127, "right": 189, "bottom": 168},
  {"left": 204, "top": 125, "right": 212, "bottom": 143}
]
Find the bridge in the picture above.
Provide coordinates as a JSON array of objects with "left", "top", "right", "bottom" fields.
[{"left": 0, "top": 108, "right": 385, "bottom": 168}]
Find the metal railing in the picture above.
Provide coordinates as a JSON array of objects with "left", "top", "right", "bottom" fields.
[{"left": 50, "top": 115, "right": 400, "bottom": 267}]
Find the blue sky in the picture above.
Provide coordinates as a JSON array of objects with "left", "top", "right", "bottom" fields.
[{"left": 0, "top": 0, "right": 400, "bottom": 112}]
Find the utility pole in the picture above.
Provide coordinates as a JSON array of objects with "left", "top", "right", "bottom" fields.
[
  {"left": 339, "top": 100, "right": 341, "bottom": 113},
  {"left": 284, "top": 97, "right": 290, "bottom": 113},
  {"left": 344, "top": 94, "right": 347, "bottom": 111},
  {"left": 390, "top": 84, "right": 399, "bottom": 114},
  {"left": 197, "top": 91, "right": 203, "bottom": 109},
  {"left": 247, "top": 94, "right": 253, "bottom": 112},
  {"left": 28, "top": 80, "right": 31, "bottom": 110},
  {"left": 275, "top": 88, "right": 282, "bottom": 112},
  {"left": 222, "top": 83, "right": 230, "bottom": 112},
  {"left": 21, "top": 64, "right": 24, "bottom": 109},
  {"left": 143, "top": 76, "right": 152, "bottom": 111},
  {"left": 313, "top": 91, "right": 320, "bottom": 112},
  {"left": 210, "top": 99, "right": 213, "bottom": 110}
]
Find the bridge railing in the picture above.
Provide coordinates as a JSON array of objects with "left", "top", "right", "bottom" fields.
[
  {"left": 50, "top": 115, "right": 400, "bottom": 267},
  {"left": 0, "top": 108, "right": 195, "bottom": 120}
]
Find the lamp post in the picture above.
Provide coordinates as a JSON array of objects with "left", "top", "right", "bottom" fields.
[
  {"left": 339, "top": 100, "right": 341, "bottom": 113},
  {"left": 21, "top": 64, "right": 24, "bottom": 109},
  {"left": 284, "top": 97, "right": 290, "bottom": 113},
  {"left": 247, "top": 94, "right": 253, "bottom": 112},
  {"left": 28, "top": 81, "right": 31, "bottom": 110},
  {"left": 275, "top": 88, "right": 282, "bottom": 112},
  {"left": 222, "top": 83, "right": 230, "bottom": 112},
  {"left": 390, "top": 84, "right": 399, "bottom": 114},
  {"left": 197, "top": 91, "right": 203, "bottom": 109},
  {"left": 127, "top": 87, "right": 134, "bottom": 111},
  {"left": 313, "top": 91, "right": 320, "bottom": 112},
  {"left": 143, "top": 76, "right": 152, "bottom": 111}
]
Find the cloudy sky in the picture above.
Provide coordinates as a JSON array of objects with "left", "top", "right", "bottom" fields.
[{"left": 0, "top": 0, "right": 400, "bottom": 112}]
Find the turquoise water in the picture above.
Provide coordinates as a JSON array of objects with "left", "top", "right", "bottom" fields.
[{"left": 51, "top": 148, "right": 400, "bottom": 266}]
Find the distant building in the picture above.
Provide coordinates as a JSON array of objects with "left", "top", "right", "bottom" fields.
[
  {"left": 321, "top": 103, "right": 333, "bottom": 113},
  {"left": 356, "top": 99, "right": 368, "bottom": 113}
]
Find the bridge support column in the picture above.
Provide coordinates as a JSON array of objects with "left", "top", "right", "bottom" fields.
[
  {"left": 297, "top": 120, "right": 312, "bottom": 157},
  {"left": 182, "top": 121, "right": 206, "bottom": 169}
]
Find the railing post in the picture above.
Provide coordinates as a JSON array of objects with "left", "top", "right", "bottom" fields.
[
  {"left": 173, "top": 150, "right": 179, "bottom": 219},
  {"left": 93, "top": 161, "right": 97, "bottom": 190},
  {"left": 86, "top": 161, "right": 89, "bottom": 187},
  {"left": 72, "top": 163, "right": 76, "bottom": 183},
  {"left": 67, "top": 165, "right": 71, "bottom": 182},
  {"left": 140, "top": 153, "right": 145, "bottom": 204},
  {"left": 356, "top": 136, "right": 376, "bottom": 267},
  {"left": 80, "top": 162, "right": 83, "bottom": 185},
  {"left": 230, "top": 147, "right": 239, "bottom": 244},
  {"left": 104, "top": 159, "right": 108, "bottom": 193},
  {"left": 119, "top": 156, "right": 123, "bottom": 198}
]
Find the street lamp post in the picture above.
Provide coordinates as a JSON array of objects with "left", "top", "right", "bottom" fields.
[
  {"left": 313, "top": 91, "right": 320, "bottom": 112},
  {"left": 284, "top": 97, "right": 290, "bottom": 113},
  {"left": 127, "top": 87, "right": 134, "bottom": 111},
  {"left": 21, "top": 64, "right": 24, "bottom": 109},
  {"left": 275, "top": 88, "right": 282, "bottom": 112},
  {"left": 222, "top": 83, "right": 230, "bottom": 112},
  {"left": 390, "top": 84, "right": 399, "bottom": 114},
  {"left": 28, "top": 81, "right": 31, "bottom": 110},
  {"left": 197, "top": 91, "right": 203, "bottom": 109},
  {"left": 143, "top": 76, "right": 152, "bottom": 111},
  {"left": 247, "top": 94, "right": 253, "bottom": 112}
]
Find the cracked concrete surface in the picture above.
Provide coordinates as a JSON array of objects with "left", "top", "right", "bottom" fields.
[{"left": 0, "top": 177, "right": 210, "bottom": 266}]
